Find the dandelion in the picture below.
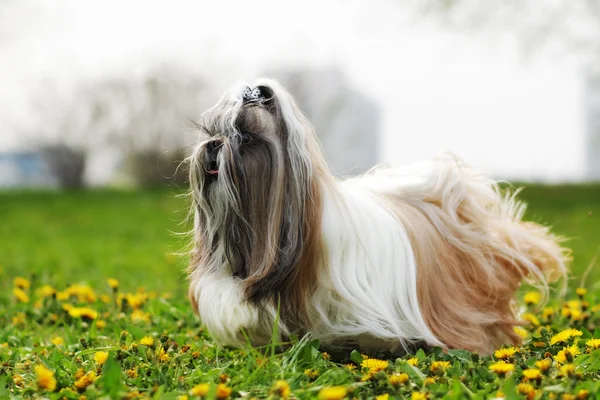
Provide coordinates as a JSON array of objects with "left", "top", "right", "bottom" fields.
[
  {"left": 522, "top": 368, "right": 542, "bottom": 382},
  {"left": 271, "top": 380, "right": 291, "bottom": 399},
  {"left": 94, "top": 351, "right": 109, "bottom": 365},
  {"left": 130, "top": 309, "right": 150, "bottom": 323},
  {"left": 489, "top": 361, "right": 515, "bottom": 376},
  {"left": 535, "top": 359, "right": 552, "bottom": 373},
  {"left": 513, "top": 326, "right": 529, "bottom": 339},
  {"left": 68, "top": 307, "right": 99, "bottom": 320},
  {"left": 12, "top": 312, "right": 26, "bottom": 325},
  {"left": 575, "top": 288, "right": 587, "bottom": 297},
  {"left": 12, "top": 374, "right": 23, "bottom": 386},
  {"left": 322, "top": 352, "right": 331, "bottom": 360},
  {"left": 74, "top": 371, "right": 97, "bottom": 392},
  {"left": 524, "top": 291, "right": 541, "bottom": 305},
  {"left": 37, "top": 284, "right": 56, "bottom": 298},
  {"left": 318, "top": 386, "right": 347, "bottom": 400},
  {"left": 376, "top": 395, "right": 389, "bottom": 400},
  {"left": 190, "top": 383, "right": 210, "bottom": 397},
  {"left": 430, "top": 360, "right": 450, "bottom": 374},
  {"left": 13, "top": 277, "right": 30, "bottom": 290},
  {"left": 158, "top": 346, "right": 170, "bottom": 362},
  {"left": 586, "top": 338, "right": 600, "bottom": 350},
  {"left": 140, "top": 336, "right": 155, "bottom": 347},
  {"left": 411, "top": 392, "right": 427, "bottom": 400},
  {"left": 344, "top": 364, "right": 356, "bottom": 371},
  {"left": 494, "top": 347, "right": 517, "bottom": 360},
  {"left": 13, "top": 287, "right": 30, "bottom": 303},
  {"left": 517, "top": 383, "right": 536, "bottom": 399},
  {"left": 577, "top": 389, "right": 590, "bottom": 399},
  {"left": 361, "top": 358, "right": 389, "bottom": 373},
  {"left": 35, "top": 364, "right": 57, "bottom": 392},
  {"left": 107, "top": 278, "right": 119, "bottom": 289},
  {"left": 215, "top": 384, "right": 232, "bottom": 399},
  {"left": 178, "top": 396, "right": 189, "bottom": 400},
  {"left": 550, "top": 329, "right": 583, "bottom": 345},
  {"left": 389, "top": 373, "right": 409, "bottom": 386},
  {"left": 522, "top": 313, "right": 540, "bottom": 326},
  {"left": 304, "top": 369, "right": 319, "bottom": 379},
  {"left": 51, "top": 337, "right": 64, "bottom": 346},
  {"left": 559, "top": 364, "right": 575, "bottom": 377},
  {"left": 127, "top": 368, "right": 138, "bottom": 379},
  {"left": 555, "top": 345, "right": 580, "bottom": 363}
]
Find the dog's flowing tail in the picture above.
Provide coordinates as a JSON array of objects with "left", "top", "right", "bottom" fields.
[{"left": 371, "top": 152, "right": 570, "bottom": 354}]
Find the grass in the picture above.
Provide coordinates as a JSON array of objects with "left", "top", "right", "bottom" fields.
[{"left": 1, "top": 184, "right": 599, "bottom": 399}]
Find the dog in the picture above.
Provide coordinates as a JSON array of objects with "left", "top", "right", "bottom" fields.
[{"left": 187, "top": 79, "right": 569, "bottom": 355}]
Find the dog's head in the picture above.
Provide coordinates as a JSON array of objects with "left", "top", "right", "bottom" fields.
[{"left": 188, "top": 79, "right": 327, "bottom": 325}]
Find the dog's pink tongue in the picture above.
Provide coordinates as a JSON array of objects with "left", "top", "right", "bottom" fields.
[{"left": 208, "top": 170, "right": 219, "bottom": 175}]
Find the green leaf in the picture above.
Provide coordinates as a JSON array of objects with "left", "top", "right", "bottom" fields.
[
  {"left": 350, "top": 350, "right": 364, "bottom": 366},
  {"left": 502, "top": 376, "right": 518, "bottom": 400},
  {"left": 125, "top": 324, "right": 147, "bottom": 341},
  {"left": 448, "top": 349, "right": 472, "bottom": 362},
  {"left": 415, "top": 348, "right": 427, "bottom": 361},
  {"left": 98, "top": 355, "right": 124, "bottom": 398}
]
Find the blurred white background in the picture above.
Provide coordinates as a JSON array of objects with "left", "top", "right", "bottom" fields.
[{"left": 1, "top": 0, "right": 598, "bottom": 187}]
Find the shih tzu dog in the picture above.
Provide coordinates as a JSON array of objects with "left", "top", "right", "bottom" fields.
[{"left": 187, "top": 79, "right": 569, "bottom": 355}]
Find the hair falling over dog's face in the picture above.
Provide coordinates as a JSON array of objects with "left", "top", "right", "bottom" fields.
[{"left": 188, "top": 80, "right": 326, "bottom": 337}]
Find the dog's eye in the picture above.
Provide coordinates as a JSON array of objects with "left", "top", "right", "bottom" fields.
[{"left": 239, "top": 131, "right": 253, "bottom": 144}]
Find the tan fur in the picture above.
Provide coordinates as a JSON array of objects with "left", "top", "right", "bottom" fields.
[{"left": 379, "top": 169, "right": 569, "bottom": 354}]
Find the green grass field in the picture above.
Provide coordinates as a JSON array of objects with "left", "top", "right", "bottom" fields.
[{"left": 1, "top": 184, "right": 599, "bottom": 399}]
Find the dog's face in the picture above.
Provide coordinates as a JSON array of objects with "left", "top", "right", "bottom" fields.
[{"left": 189, "top": 80, "right": 327, "bottom": 326}]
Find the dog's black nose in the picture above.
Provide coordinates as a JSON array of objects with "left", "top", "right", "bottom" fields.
[{"left": 206, "top": 139, "right": 223, "bottom": 156}]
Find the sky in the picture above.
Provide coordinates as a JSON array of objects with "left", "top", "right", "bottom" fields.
[{"left": 0, "top": 0, "right": 590, "bottom": 182}]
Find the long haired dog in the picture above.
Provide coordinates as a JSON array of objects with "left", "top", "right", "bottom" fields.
[{"left": 187, "top": 79, "right": 569, "bottom": 355}]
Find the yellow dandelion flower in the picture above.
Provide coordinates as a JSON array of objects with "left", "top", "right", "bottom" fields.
[
  {"left": 586, "top": 338, "right": 600, "bottom": 350},
  {"left": 411, "top": 392, "right": 427, "bottom": 400},
  {"left": 430, "top": 360, "right": 450, "bottom": 374},
  {"left": 51, "top": 337, "right": 64, "bottom": 346},
  {"left": 376, "top": 395, "right": 389, "bottom": 400},
  {"left": 190, "top": 383, "right": 210, "bottom": 397},
  {"left": 577, "top": 389, "right": 590, "bottom": 399},
  {"left": 576, "top": 288, "right": 587, "bottom": 297},
  {"left": 424, "top": 377, "right": 436, "bottom": 385},
  {"left": 68, "top": 307, "right": 98, "bottom": 320},
  {"left": 522, "top": 368, "right": 542, "bottom": 381},
  {"left": 304, "top": 368, "right": 319, "bottom": 379},
  {"left": 535, "top": 359, "right": 552, "bottom": 372},
  {"left": 318, "top": 386, "right": 347, "bottom": 400},
  {"left": 216, "top": 384, "right": 232, "bottom": 399},
  {"left": 271, "top": 380, "right": 291, "bottom": 399},
  {"left": 178, "top": 396, "right": 189, "bottom": 400},
  {"left": 407, "top": 357, "right": 419, "bottom": 366},
  {"left": 157, "top": 346, "right": 170, "bottom": 362},
  {"left": 361, "top": 358, "right": 388, "bottom": 373},
  {"left": 559, "top": 364, "right": 575, "bottom": 377},
  {"left": 561, "top": 307, "right": 572, "bottom": 318},
  {"left": 570, "top": 308, "right": 583, "bottom": 321},
  {"left": 322, "top": 352, "right": 331, "bottom": 360},
  {"left": 94, "top": 351, "right": 109, "bottom": 365},
  {"left": 95, "top": 319, "right": 106, "bottom": 329},
  {"left": 517, "top": 383, "right": 536, "bottom": 399},
  {"left": 75, "top": 368, "right": 85, "bottom": 380},
  {"left": 12, "top": 374, "right": 23, "bottom": 386},
  {"left": 74, "top": 371, "right": 97, "bottom": 391},
  {"left": 130, "top": 309, "right": 150, "bottom": 323},
  {"left": 12, "top": 312, "right": 26, "bottom": 325},
  {"left": 514, "top": 326, "right": 529, "bottom": 339},
  {"left": 592, "top": 304, "right": 600, "bottom": 313},
  {"left": 140, "top": 336, "right": 155, "bottom": 347},
  {"left": 37, "top": 285, "right": 56, "bottom": 298},
  {"left": 127, "top": 368, "right": 138, "bottom": 379},
  {"left": 555, "top": 345, "right": 580, "bottom": 364},
  {"left": 1, "top": 342, "right": 8, "bottom": 349},
  {"left": 524, "top": 291, "right": 541, "bottom": 305},
  {"left": 550, "top": 329, "right": 583, "bottom": 345},
  {"left": 489, "top": 361, "right": 515, "bottom": 376},
  {"left": 494, "top": 347, "right": 517, "bottom": 360},
  {"left": 35, "top": 364, "right": 57, "bottom": 392},
  {"left": 389, "top": 372, "right": 409, "bottom": 386},
  {"left": 344, "top": 364, "right": 356, "bottom": 371},
  {"left": 13, "top": 287, "right": 30, "bottom": 303},
  {"left": 107, "top": 278, "right": 119, "bottom": 289},
  {"left": 543, "top": 307, "right": 555, "bottom": 320},
  {"left": 522, "top": 313, "right": 540, "bottom": 326},
  {"left": 13, "top": 277, "right": 30, "bottom": 290},
  {"left": 563, "top": 395, "right": 576, "bottom": 400}
]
